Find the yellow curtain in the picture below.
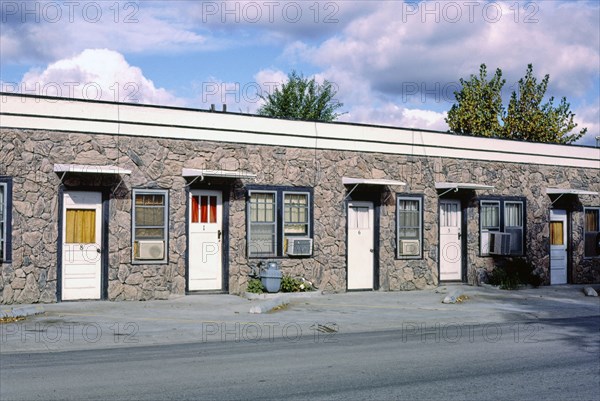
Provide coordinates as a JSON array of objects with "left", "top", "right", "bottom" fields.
[
  {"left": 550, "top": 221, "right": 563, "bottom": 245},
  {"left": 66, "top": 209, "right": 96, "bottom": 243}
]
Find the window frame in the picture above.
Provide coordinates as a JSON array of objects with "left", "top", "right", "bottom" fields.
[
  {"left": 504, "top": 200, "right": 524, "bottom": 256},
  {"left": 0, "top": 178, "right": 12, "bottom": 263},
  {"left": 247, "top": 190, "right": 278, "bottom": 258},
  {"left": 396, "top": 194, "right": 424, "bottom": 260},
  {"left": 479, "top": 197, "right": 526, "bottom": 257},
  {"left": 283, "top": 191, "right": 311, "bottom": 238},
  {"left": 246, "top": 186, "right": 313, "bottom": 258},
  {"left": 584, "top": 207, "right": 600, "bottom": 258},
  {"left": 131, "top": 188, "right": 169, "bottom": 264}
]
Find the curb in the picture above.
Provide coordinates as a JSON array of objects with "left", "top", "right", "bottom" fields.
[
  {"left": 0, "top": 305, "right": 45, "bottom": 319},
  {"left": 244, "top": 291, "right": 324, "bottom": 301},
  {"left": 249, "top": 296, "right": 289, "bottom": 314}
]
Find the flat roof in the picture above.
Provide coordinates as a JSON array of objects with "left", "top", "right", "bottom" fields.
[{"left": 2, "top": 93, "right": 598, "bottom": 170}]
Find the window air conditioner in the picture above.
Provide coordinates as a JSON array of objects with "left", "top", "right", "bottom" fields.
[
  {"left": 136, "top": 240, "right": 165, "bottom": 260},
  {"left": 489, "top": 232, "right": 511, "bottom": 255},
  {"left": 286, "top": 237, "right": 313, "bottom": 256},
  {"left": 399, "top": 240, "right": 420, "bottom": 256}
]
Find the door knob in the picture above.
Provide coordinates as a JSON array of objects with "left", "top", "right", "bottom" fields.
[
  {"left": 218, "top": 230, "right": 222, "bottom": 240},
  {"left": 370, "top": 249, "right": 374, "bottom": 253}
]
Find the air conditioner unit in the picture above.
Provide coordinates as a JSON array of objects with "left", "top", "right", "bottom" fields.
[
  {"left": 399, "top": 240, "right": 420, "bottom": 256},
  {"left": 136, "top": 240, "right": 165, "bottom": 260},
  {"left": 489, "top": 232, "right": 511, "bottom": 255},
  {"left": 286, "top": 237, "right": 313, "bottom": 256}
]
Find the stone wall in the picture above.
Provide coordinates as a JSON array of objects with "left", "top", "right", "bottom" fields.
[{"left": 1, "top": 127, "right": 598, "bottom": 304}]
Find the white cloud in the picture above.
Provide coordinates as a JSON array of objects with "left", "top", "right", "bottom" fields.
[
  {"left": 1, "top": 1, "right": 208, "bottom": 64},
  {"left": 7, "top": 49, "right": 184, "bottom": 106},
  {"left": 574, "top": 105, "right": 600, "bottom": 147},
  {"left": 301, "top": 1, "right": 599, "bottom": 101},
  {"left": 186, "top": 69, "right": 290, "bottom": 114}
]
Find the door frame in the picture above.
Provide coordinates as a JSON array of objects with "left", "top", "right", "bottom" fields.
[
  {"left": 437, "top": 198, "right": 467, "bottom": 283},
  {"left": 549, "top": 208, "right": 570, "bottom": 285},
  {"left": 57, "top": 186, "right": 109, "bottom": 302},
  {"left": 185, "top": 184, "right": 230, "bottom": 293},
  {"left": 345, "top": 192, "right": 380, "bottom": 291}
]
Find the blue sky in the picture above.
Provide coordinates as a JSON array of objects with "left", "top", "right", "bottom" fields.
[{"left": 1, "top": 0, "right": 599, "bottom": 145}]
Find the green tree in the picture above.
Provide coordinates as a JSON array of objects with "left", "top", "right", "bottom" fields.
[
  {"left": 503, "top": 64, "right": 586, "bottom": 144},
  {"left": 446, "top": 64, "right": 505, "bottom": 138},
  {"left": 447, "top": 64, "right": 587, "bottom": 144},
  {"left": 257, "top": 71, "right": 344, "bottom": 122}
]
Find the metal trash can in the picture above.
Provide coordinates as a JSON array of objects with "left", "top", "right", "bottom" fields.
[{"left": 260, "top": 261, "right": 282, "bottom": 293}]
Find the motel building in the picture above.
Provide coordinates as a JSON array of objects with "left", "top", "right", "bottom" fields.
[{"left": 0, "top": 92, "right": 598, "bottom": 303}]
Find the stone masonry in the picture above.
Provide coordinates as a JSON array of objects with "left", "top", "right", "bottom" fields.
[{"left": 1, "top": 127, "right": 599, "bottom": 303}]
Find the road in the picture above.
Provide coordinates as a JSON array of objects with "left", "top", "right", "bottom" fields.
[{"left": 1, "top": 316, "right": 598, "bottom": 401}]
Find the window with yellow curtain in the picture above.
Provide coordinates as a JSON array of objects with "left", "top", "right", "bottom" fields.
[
  {"left": 65, "top": 209, "right": 96, "bottom": 243},
  {"left": 550, "top": 221, "right": 564, "bottom": 246}
]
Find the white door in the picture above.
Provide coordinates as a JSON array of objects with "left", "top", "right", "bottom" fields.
[
  {"left": 347, "top": 201, "right": 374, "bottom": 290},
  {"left": 62, "top": 191, "right": 102, "bottom": 300},
  {"left": 440, "top": 200, "right": 462, "bottom": 281},
  {"left": 550, "top": 209, "right": 567, "bottom": 285},
  {"left": 189, "top": 190, "right": 223, "bottom": 291}
]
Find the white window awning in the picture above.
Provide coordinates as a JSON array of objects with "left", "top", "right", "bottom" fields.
[
  {"left": 53, "top": 164, "right": 131, "bottom": 175},
  {"left": 546, "top": 188, "right": 599, "bottom": 196},
  {"left": 342, "top": 177, "right": 407, "bottom": 186},
  {"left": 182, "top": 168, "right": 257, "bottom": 181}
]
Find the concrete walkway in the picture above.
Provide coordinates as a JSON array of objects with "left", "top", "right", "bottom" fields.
[{"left": 1, "top": 284, "right": 598, "bottom": 353}]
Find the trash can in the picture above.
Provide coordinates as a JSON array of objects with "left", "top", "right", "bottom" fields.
[{"left": 260, "top": 261, "right": 282, "bottom": 293}]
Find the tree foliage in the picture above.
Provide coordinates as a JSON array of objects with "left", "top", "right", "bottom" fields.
[
  {"left": 446, "top": 64, "right": 586, "bottom": 144},
  {"left": 446, "top": 64, "right": 505, "bottom": 138},
  {"left": 503, "top": 65, "right": 586, "bottom": 144},
  {"left": 257, "top": 71, "right": 344, "bottom": 122}
]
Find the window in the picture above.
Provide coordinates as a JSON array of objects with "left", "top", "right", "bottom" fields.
[
  {"left": 248, "top": 191, "right": 277, "bottom": 257},
  {"left": 480, "top": 201, "right": 500, "bottom": 255},
  {"left": 397, "top": 196, "right": 423, "bottom": 258},
  {"left": 584, "top": 208, "right": 600, "bottom": 257},
  {"left": 132, "top": 189, "right": 168, "bottom": 263},
  {"left": 284, "top": 193, "right": 309, "bottom": 235},
  {"left": 504, "top": 202, "right": 524, "bottom": 255},
  {"left": 0, "top": 178, "right": 12, "bottom": 263},
  {"left": 480, "top": 199, "right": 525, "bottom": 256},
  {"left": 247, "top": 188, "right": 312, "bottom": 258}
]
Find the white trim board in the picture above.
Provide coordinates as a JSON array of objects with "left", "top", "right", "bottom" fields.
[{"left": 1, "top": 94, "right": 598, "bottom": 170}]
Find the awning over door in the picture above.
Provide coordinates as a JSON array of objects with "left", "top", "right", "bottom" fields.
[
  {"left": 435, "top": 182, "right": 494, "bottom": 197},
  {"left": 435, "top": 182, "right": 495, "bottom": 190},
  {"left": 182, "top": 168, "right": 256, "bottom": 181},
  {"left": 54, "top": 164, "right": 131, "bottom": 191},
  {"left": 545, "top": 188, "right": 599, "bottom": 196},
  {"left": 342, "top": 177, "right": 406, "bottom": 200},
  {"left": 54, "top": 164, "right": 132, "bottom": 175},
  {"left": 342, "top": 177, "right": 407, "bottom": 187},
  {"left": 546, "top": 188, "right": 599, "bottom": 205}
]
